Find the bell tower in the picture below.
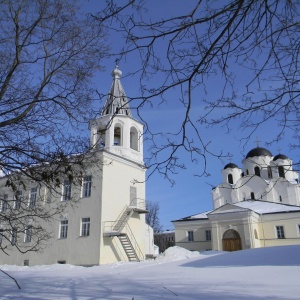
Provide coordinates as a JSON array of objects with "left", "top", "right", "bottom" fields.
[{"left": 89, "top": 66, "right": 144, "bottom": 165}]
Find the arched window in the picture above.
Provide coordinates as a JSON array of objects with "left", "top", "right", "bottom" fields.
[
  {"left": 267, "top": 166, "right": 272, "bottom": 179},
  {"left": 228, "top": 174, "right": 233, "bottom": 184},
  {"left": 251, "top": 192, "right": 255, "bottom": 200},
  {"left": 246, "top": 169, "right": 249, "bottom": 175},
  {"left": 99, "top": 129, "right": 106, "bottom": 148},
  {"left": 254, "top": 166, "right": 260, "bottom": 177},
  {"left": 130, "top": 126, "right": 139, "bottom": 151},
  {"left": 279, "top": 195, "right": 282, "bottom": 202},
  {"left": 278, "top": 166, "right": 285, "bottom": 178},
  {"left": 113, "top": 125, "right": 122, "bottom": 146}
]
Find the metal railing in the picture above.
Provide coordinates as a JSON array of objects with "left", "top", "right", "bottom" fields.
[
  {"left": 103, "top": 199, "right": 146, "bottom": 234},
  {"left": 124, "top": 223, "right": 144, "bottom": 261}
]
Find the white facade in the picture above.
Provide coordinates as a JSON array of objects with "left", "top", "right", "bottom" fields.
[
  {"left": 173, "top": 147, "right": 300, "bottom": 252},
  {"left": 0, "top": 66, "right": 153, "bottom": 266}
]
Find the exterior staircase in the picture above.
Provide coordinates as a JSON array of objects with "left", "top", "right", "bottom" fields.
[
  {"left": 118, "top": 233, "right": 140, "bottom": 262},
  {"left": 113, "top": 208, "right": 134, "bottom": 232},
  {"left": 103, "top": 201, "right": 148, "bottom": 262}
]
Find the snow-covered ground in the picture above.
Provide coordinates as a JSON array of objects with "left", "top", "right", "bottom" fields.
[{"left": 1, "top": 245, "right": 300, "bottom": 299}]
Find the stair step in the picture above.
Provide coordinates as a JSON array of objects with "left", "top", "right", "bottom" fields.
[{"left": 117, "top": 233, "right": 139, "bottom": 262}]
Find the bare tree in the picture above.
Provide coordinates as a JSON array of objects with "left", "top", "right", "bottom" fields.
[
  {"left": 0, "top": 0, "right": 110, "bottom": 254},
  {"left": 96, "top": 0, "right": 300, "bottom": 179},
  {"left": 146, "top": 200, "right": 162, "bottom": 233}
]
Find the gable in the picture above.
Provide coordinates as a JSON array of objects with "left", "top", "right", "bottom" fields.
[{"left": 208, "top": 203, "right": 250, "bottom": 215}]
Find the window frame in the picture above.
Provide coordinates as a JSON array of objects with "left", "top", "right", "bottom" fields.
[
  {"left": 205, "top": 230, "right": 212, "bottom": 241},
  {"left": 267, "top": 166, "right": 273, "bottom": 179},
  {"left": 62, "top": 179, "right": 72, "bottom": 201},
  {"left": 24, "top": 225, "right": 32, "bottom": 243},
  {"left": 276, "top": 225, "right": 285, "bottom": 239},
  {"left": 228, "top": 174, "right": 233, "bottom": 184},
  {"left": 15, "top": 190, "right": 22, "bottom": 209},
  {"left": 59, "top": 220, "right": 68, "bottom": 239},
  {"left": 81, "top": 217, "right": 90, "bottom": 237},
  {"left": 1, "top": 194, "right": 8, "bottom": 212},
  {"left": 29, "top": 187, "right": 38, "bottom": 207},
  {"left": 187, "top": 230, "right": 194, "bottom": 242},
  {"left": 254, "top": 166, "right": 260, "bottom": 177},
  {"left": 278, "top": 166, "right": 285, "bottom": 178},
  {"left": 82, "top": 175, "right": 92, "bottom": 198},
  {"left": 11, "top": 228, "right": 17, "bottom": 245}
]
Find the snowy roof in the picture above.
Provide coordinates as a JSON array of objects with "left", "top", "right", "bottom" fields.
[
  {"left": 232, "top": 200, "right": 300, "bottom": 215},
  {"left": 172, "top": 210, "right": 212, "bottom": 222},
  {"left": 173, "top": 201, "right": 300, "bottom": 222},
  {"left": 154, "top": 230, "right": 175, "bottom": 235}
]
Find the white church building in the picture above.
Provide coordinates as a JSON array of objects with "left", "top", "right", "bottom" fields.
[
  {"left": 173, "top": 147, "right": 300, "bottom": 252},
  {"left": 0, "top": 66, "right": 154, "bottom": 266}
]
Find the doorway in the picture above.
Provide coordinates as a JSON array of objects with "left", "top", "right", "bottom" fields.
[{"left": 222, "top": 229, "right": 242, "bottom": 251}]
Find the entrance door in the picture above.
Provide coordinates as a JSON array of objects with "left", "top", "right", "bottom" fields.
[{"left": 222, "top": 229, "right": 242, "bottom": 251}]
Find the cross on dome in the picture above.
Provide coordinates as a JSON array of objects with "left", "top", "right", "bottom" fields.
[{"left": 255, "top": 137, "right": 261, "bottom": 147}]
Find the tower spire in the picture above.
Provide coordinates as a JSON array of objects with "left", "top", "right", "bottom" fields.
[{"left": 101, "top": 65, "right": 132, "bottom": 117}]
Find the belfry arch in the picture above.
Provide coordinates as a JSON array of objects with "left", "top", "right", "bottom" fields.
[
  {"left": 113, "top": 124, "right": 122, "bottom": 146},
  {"left": 130, "top": 126, "right": 139, "bottom": 151}
]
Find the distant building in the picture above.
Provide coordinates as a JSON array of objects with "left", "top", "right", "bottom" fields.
[
  {"left": 154, "top": 230, "right": 175, "bottom": 253},
  {"left": 0, "top": 66, "right": 154, "bottom": 266},
  {"left": 173, "top": 147, "right": 300, "bottom": 251}
]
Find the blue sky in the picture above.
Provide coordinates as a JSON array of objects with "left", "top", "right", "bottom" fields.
[{"left": 82, "top": 0, "right": 299, "bottom": 230}]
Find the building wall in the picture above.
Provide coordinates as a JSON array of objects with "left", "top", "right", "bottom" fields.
[
  {"left": 173, "top": 220, "right": 212, "bottom": 251},
  {"left": 154, "top": 231, "right": 175, "bottom": 253},
  {"left": 257, "top": 212, "right": 300, "bottom": 247},
  {"left": 0, "top": 157, "right": 104, "bottom": 266},
  {"left": 100, "top": 151, "right": 147, "bottom": 264},
  {"left": 0, "top": 150, "right": 149, "bottom": 266}
]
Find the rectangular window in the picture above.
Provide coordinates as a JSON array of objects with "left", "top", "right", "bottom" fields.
[
  {"left": 24, "top": 226, "right": 32, "bottom": 243},
  {"left": 60, "top": 220, "right": 68, "bottom": 239},
  {"left": 82, "top": 176, "right": 91, "bottom": 198},
  {"left": 1, "top": 194, "right": 8, "bottom": 212},
  {"left": 81, "top": 218, "right": 90, "bottom": 236},
  {"left": 276, "top": 226, "right": 285, "bottom": 239},
  {"left": 62, "top": 180, "right": 72, "bottom": 201},
  {"left": 187, "top": 231, "right": 194, "bottom": 242},
  {"left": 267, "top": 166, "right": 273, "bottom": 179},
  {"left": 29, "top": 187, "right": 37, "bottom": 207},
  {"left": 205, "top": 230, "right": 211, "bottom": 241},
  {"left": 15, "top": 190, "right": 22, "bottom": 209},
  {"left": 11, "top": 228, "right": 17, "bottom": 245},
  {"left": 23, "top": 260, "right": 29, "bottom": 266}
]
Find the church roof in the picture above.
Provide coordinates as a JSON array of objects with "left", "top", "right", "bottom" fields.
[
  {"left": 245, "top": 147, "right": 272, "bottom": 158},
  {"left": 224, "top": 163, "right": 239, "bottom": 169},
  {"left": 101, "top": 66, "right": 132, "bottom": 117},
  {"left": 273, "top": 154, "right": 289, "bottom": 161}
]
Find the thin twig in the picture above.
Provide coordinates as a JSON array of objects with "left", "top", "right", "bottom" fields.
[{"left": 0, "top": 269, "right": 21, "bottom": 290}]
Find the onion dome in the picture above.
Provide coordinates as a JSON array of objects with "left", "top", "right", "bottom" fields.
[
  {"left": 224, "top": 163, "right": 239, "bottom": 169},
  {"left": 246, "top": 147, "right": 272, "bottom": 159},
  {"left": 111, "top": 66, "right": 122, "bottom": 78},
  {"left": 273, "top": 154, "right": 289, "bottom": 161}
]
